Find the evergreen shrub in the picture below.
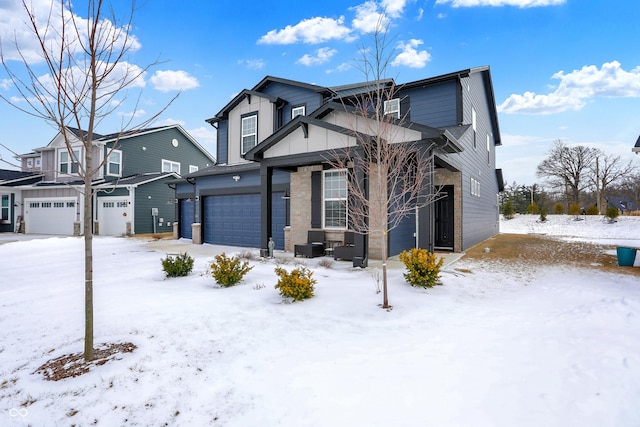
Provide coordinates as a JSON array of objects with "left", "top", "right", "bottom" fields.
[
  {"left": 399, "top": 248, "right": 444, "bottom": 289},
  {"left": 585, "top": 205, "right": 599, "bottom": 215},
  {"left": 161, "top": 252, "right": 194, "bottom": 278},
  {"left": 553, "top": 202, "right": 565, "bottom": 215},
  {"left": 274, "top": 266, "right": 316, "bottom": 301},
  {"left": 527, "top": 202, "right": 539, "bottom": 215},
  {"left": 605, "top": 206, "right": 620, "bottom": 221},
  {"left": 502, "top": 200, "right": 515, "bottom": 219},
  {"left": 210, "top": 253, "right": 253, "bottom": 287},
  {"left": 539, "top": 208, "right": 548, "bottom": 222},
  {"left": 569, "top": 203, "right": 581, "bottom": 216}
]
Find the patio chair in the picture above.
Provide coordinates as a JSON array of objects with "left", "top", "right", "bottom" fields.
[
  {"left": 333, "top": 231, "right": 355, "bottom": 261},
  {"left": 294, "top": 230, "right": 326, "bottom": 258}
]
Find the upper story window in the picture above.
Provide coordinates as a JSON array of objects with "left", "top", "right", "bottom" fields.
[
  {"left": 1, "top": 194, "right": 9, "bottom": 222},
  {"left": 189, "top": 165, "right": 199, "bottom": 174},
  {"left": 472, "top": 108, "right": 477, "bottom": 149},
  {"left": 384, "top": 98, "right": 400, "bottom": 119},
  {"left": 107, "top": 150, "right": 122, "bottom": 177},
  {"left": 26, "top": 158, "right": 33, "bottom": 168},
  {"left": 323, "top": 169, "right": 348, "bottom": 229},
  {"left": 241, "top": 114, "right": 258, "bottom": 154},
  {"left": 162, "top": 159, "right": 180, "bottom": 175},
  {"left": 59, "top": 148, "right": 80, "bottom": 175},
  {"left": 291, "top": 105, "right": 305, "bottom": 119}
]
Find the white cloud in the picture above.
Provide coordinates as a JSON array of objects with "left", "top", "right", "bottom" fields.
[
  {"left": 150, "top": 70, "right": 199, "bottom": 92},
  {"left": 238, "top": 59, "right": 266, "bottom": 70},
  {"left": 391, "top": 39, "right": 431, "bottom": 68},
  {"left": 351, "top": 1, "right": 390, "bottom": 33},
  {"left": 417, "top": 8, "right": 425, "bottom": 20},
  {"left": 498, "top": 61, "right": 640, "bottom": 114},
  {"left": 435, "top": 0, "right": 565, "bottom": 7},
  {"left": 297, "top": 47, "right": 338, "bottom": 66},
  {"left": 326, "top": 62, "right": 354, "bottom": 74},
  {"left": 381, "top": 0, "right": 414, "bottom": 18},
  {"left": 0, "top": 0, "right": 141, "bottom": 64},
  {"left": 187, "top": 125, "right": 217, "bottom": 155},
  {"left": 257, "top": 16, "right": 353, "bottom": 44}
]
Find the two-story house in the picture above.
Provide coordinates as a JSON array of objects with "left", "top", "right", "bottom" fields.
[
  {"left": 174, "top": 67, "right": 503, "bottom": 260},
  {"left": 7, "top": 124, "right": 215, "bottom": 236}
]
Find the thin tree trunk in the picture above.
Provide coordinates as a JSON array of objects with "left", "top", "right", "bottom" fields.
[{"left": 84, "top": 154, "right": 94, "bottom": 361}]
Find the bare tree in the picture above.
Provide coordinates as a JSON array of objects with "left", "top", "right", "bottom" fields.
[
  {"left": 1, "top": 0, "right": 175, "bottom": 361},
  {"left": 328, "top": 23, "right": 440, "bottom": 309},
  {"left": 536, "top": 140, "right": 598, "bottom": 206},
  {"left": 590, "top": 152, "right": 638, "bottom": 214}
]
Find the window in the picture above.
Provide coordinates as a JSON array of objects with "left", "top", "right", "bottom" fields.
[
  {"left": 189, "top": 165, "right": 199, "bottom": 174},
  {"left": 486, "top": 133, "right": 491, "bottom": 164},
  {"left": 107, "top": 150, "right": 122, "bottom": 176},
  {"left": 323, "top": 170, "right": 347, "bottom": 229},
  {"left": 472, "top": 108, "right": 477, "bottom": 149},
  {"left": 1, "top": 195, "right": 9, "bottom": 222},
  {"left": 26, "top": 158, "right": 33, "bottom": 168},
  {"left": 471, "top": 177, "right": 480, "bottom": 197},
  {"left": 162, "top": 159, "right": 181, "bottom": 175},
  {"left": 291, "top": 105, "right": 305, "bottom": 119},
  {"left": 35, "top": 158, "right": 41, "bottom": 168},
  {"left": 59, "top": 149, "right": 80, "bottom": 174},
  {"left": 241, "top": 114, "right": 257, "bottom": 154},
  {"left": 384, "top": 98, "right": 400, "bottom": 119}
]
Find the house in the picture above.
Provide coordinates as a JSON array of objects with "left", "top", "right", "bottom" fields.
[
  {"left": 0, "top": 169, "right": 43, "bottom": 233},
  {"left": 4, "top": 125, "right": 215, "bottom": 236},
  {"left": 634, "top": 134, "right": 640, "bottom": 154},
  {"left": 173, "top": 67, "right": 503, "bottom": 260}
]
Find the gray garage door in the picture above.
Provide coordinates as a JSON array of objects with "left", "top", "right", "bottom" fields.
[
  {"left": 179, "top": 199, "right": 194, "bottom": 239},
  {"left": 203, "top": 192, "right": 285, "bottom": 249}
]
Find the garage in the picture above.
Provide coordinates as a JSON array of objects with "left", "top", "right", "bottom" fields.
[
  {"left": 97, "top": 197, "right": 130, "bottom": 236},
  {"left": 203, "top": 192, "right": 286, "bottom": 249},
  {"left": 25, "top": 197, "right": 78, "bottom": 235}
]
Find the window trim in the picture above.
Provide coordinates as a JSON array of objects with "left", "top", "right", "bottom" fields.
[
  {"left": 241, "top": 113, "right": 258, "bottom": 155},
  {"left": 189, "top": 165, "right": 199, "bottom": 174},
  {"left": 162, "top": 159, "right": 181, "bottom": 175},
  {"left": 322, "top": 169, "right": 348, "bottom": 230},
  {"left": 58, "top": 148, "right": 81, "bottom": 175},
  {"left": 384, "top": 98, "right": 400, "bottom": 119},
  {"left": 107, "top": 149, "right": 122, "bottom": 177},
  {"left": 291, "top": 105, "right": 306, "bottom": 119},
  {"left": 1, "top": 194, "right": 9, "bottom": 222}
]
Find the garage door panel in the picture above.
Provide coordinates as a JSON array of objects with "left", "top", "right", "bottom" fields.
[
  {"left": 179, "top": 199, "right": 193, "bottom": 239},
  {"left": 203, "top": 193, "right": 285, "bottom": 249},
  {"left": 25, "top": 198, "right": 77, "bottom": 235},
  {"left": 98, "top": 198, "right": 129, "bottom": 236}
]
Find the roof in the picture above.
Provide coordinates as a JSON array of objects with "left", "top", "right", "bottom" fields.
[
  {"left": 97, "top": 172, "right": 179, "bottom": 187},
  {"left": 205, "top": 90, "right": 286, "bottom": 125},
  {"left": 633, "top": 134, "right": 640, "bottom": 153},
  {"left": 0, "top": 169, "right": 44, "bottom": 187},
  {"left": 329, "top": 79, "right": 394, "bottom": 99}
]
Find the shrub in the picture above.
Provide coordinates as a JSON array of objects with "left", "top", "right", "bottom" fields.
[
  {"left": 317, "top": 257, "right": 334, "bottom": 269},
  {"left": 210, "top": 253, "right": 253, "bottom": 287},
  {"left": 553, "top": 202, "right": 565, "bottom": 215},
  {"left": 502, "top": 200, "right": 515, "bottom": 219},
  {"left": 274, "top": 266, "right": 316, "bottom": 301},
  {"left": 630, "top": 210, "right": 640, "bottom": 217},
  {"left": 568, "top": 203, "right": 581, "bottom": 217},
  {"left": 605, "top": 206, "right": 620, "bottom": 221},
  {"left": 539, "top": 208, "right": 548, "bottom": 222},
  {"left": 399, "top": 248, "right": 444, "bottom": 289},
  {"left": 526, "top": 202, "right": 539, "bottom": 215},
  {"left": 161, "top": 252, "right": 194, "bottom": 278},
  {"left": 585, "top": 205, "right": 599, "bottom": 215}
]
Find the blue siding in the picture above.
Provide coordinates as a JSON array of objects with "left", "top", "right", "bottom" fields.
[
  {"left": 260, "top": 81, "right": 324, "bottom": 127},
  {"left": 400, "top": 80, "right": 458, "bottom": 128},
  {"left": 217, "top": 121, "right": 228, "bottom": 164},
  {"left": 389, "top": 212, "right": 416, "bottom": 256}
]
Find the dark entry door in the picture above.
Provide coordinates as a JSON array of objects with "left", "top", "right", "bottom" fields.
[{"left": 435, "top": 186, "right": 454, "bottom": 249}]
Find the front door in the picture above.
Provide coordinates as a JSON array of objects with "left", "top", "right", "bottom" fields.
[{"left": 434, "top": 186, "right": 454, "bottom": 249}]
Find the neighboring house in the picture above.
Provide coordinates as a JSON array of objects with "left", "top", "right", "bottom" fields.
[
  {"left": 173, "top": 67, "right": 503, "bottom": 259},
  {"left": 0, "top": 169, "right": 43, "bottom": 233},
  {"left": 634, "top": 134, "right": 640, "bottom": 154},
  {"left": 607, "top": 196, "right": 637, "bottom": 214},
  {"left": 5, "top": 125, "right": 215, "bottom": 236}
]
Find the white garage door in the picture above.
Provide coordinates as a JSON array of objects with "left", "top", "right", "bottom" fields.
[
  {"left": 25, "top": 197, "right": 78, "bottom": 235},
  {"left": 98, "top": 198, "right": 130, "bottom": 236}
]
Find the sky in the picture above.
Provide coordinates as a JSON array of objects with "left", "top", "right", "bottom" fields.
[{"left": 0, "top": 0, "right": 639, "bottom": 185}]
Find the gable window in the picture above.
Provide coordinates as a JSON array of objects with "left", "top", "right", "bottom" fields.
[
  {"left": 291, "top": 105, "right": 305, "bottom": 119},
  {"left": 1, "top": 194, "right": 9, "bottom": 222},
  {"left": 162, "top": 159, "right": 180, "bottom": 175},
  {"left": 189, "top": 165, "right": 199, "bottom": 174},
  {"left": 384, "top": 98, "right": 400, "bottom": 119},
  {"left": 59, "top": 149, "right": 80, "bottom": 174},
  {"left": 323, "top": 169, "right": 347, "bottom": 229},
  {"left": 107, "top": 150, "right": 122, "bottom": 176},
  {"left": 472, "top": 108, "right": 477, "bottom": 149},
  {"left": 241, "top": 114, "right": 258, "bottom": 154}
]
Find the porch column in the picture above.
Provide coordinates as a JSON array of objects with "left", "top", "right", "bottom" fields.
[{"left": 260, "top": 164, "right": 273, "bottom": 251}]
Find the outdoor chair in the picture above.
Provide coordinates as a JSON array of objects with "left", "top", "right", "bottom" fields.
[
  {"left": 333, "top": 231, "right": 355, "bottom": 261},
  {"left": 294, "top": 230, "right": 326, "bottom": 258}
]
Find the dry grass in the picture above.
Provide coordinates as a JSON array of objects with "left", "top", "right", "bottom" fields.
[{"left": 462, "top": 233, "right": 640, "bottom": 277}]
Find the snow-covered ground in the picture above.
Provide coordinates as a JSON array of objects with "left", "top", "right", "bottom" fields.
[{"left": 1, "top": 215, "right": 639, "bottom": 426}]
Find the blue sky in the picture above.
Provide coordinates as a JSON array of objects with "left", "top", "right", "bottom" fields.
[{"left": 1, "top": 0, "right": 639, "bottom": 185}]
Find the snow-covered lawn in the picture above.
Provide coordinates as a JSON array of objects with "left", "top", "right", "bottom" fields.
[{"left": 1, "top": 215, "right": 639, "bottom": 426}]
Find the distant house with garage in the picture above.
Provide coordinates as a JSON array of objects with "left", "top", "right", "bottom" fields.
[
  {"left": 4, "top": 125, "right": 215, "bottom": 236},
  {"left": 173, "top": 67, "right": 504, "bottom": 259}
]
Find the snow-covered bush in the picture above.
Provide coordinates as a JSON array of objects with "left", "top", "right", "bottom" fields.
[
  {"left": 274, "top": 266, "right": 316, "bottom": 301},
  {"left": 210, "top": 253, "right": 253, "bottom": 287},
  {"left": 605, "top": 206, "right": 620, "bottom": 222},
  {"left": 161, "top": 252, "right": 194, "bottom": 278},
  {"left": 399, "top": 248, "right": 444, "bottom": 289}
]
